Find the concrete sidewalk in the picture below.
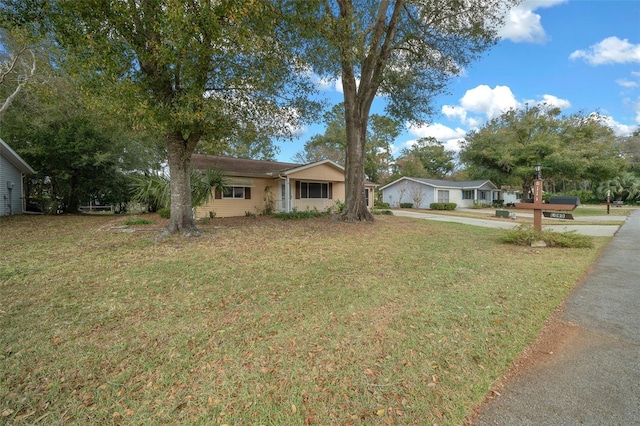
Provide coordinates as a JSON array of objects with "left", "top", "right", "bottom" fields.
[
  {"left": 471, "top": 209, "right": 640, "bottom": 425},
  {"left": 391, "top": 209, "right": 621, "bottom": 237}
]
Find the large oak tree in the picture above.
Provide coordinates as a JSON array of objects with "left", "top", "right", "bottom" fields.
[
  {"left": 460, "top": 105, "right": 626, "bottom": 196},
  {"left": 3, "top": 0, "right": 317, "bottom": 235},
  {"left": 289, "top": 0, "right": 519, "bottom": 221}
]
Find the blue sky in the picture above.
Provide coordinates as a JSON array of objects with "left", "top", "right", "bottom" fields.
[{"left": 275, "top": 0, "right": 640, "bottom": 163}]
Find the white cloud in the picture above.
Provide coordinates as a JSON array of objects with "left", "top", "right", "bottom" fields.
[
  {"left": 443, "top": 85, "right": 571, "bottom": 130},
  {"left": 405, "top": 122, "right": 468, "bottom": 152},
  {"left": 459, "top": 84, "right": 520, "bottom": 120},
  {"left": 570, "top": 37, "right": 640, "bottom": 65},
  {"left": 598, "top": 115, "right": 638, "bottom": 137},
  {"left": 616, "top": 71, "right": 640, "bottom": 91},
  {"left": 499, "top": 0, "right": 567, "bottom": 43},
  {"left": 617, "top": 79, "right": 639, "bottom": 88},
  {"left": 442, "top": 105, "right": 467, "bottom": 122},
  {"left": 537, "top": 94, "right": 571, "bottom": 109}
]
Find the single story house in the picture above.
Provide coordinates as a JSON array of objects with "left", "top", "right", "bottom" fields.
[
  {"left": 191, "top": 154, "right": 377, "bottom": 218},
  {"left": 500, "top": 186, "right": 523, "bottom": 205},
  {"left": 1, "top": 138, "right": 35, "bottom": 215},
  {"left": 380, "top": 177, "right": 499, "bottom": 209}
]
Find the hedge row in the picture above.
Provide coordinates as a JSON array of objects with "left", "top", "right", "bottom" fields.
[{"left": 430, "top": 202, "right": 457, "bottom": 210}]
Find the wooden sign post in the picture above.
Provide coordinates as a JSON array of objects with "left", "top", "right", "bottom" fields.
[{"left": 513, "top": 164, "right": 577, "bottom": 232}]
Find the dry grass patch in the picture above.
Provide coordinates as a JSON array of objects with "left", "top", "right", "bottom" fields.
[{"left": 1, "top": 214, "right": 607, "bottom": 425}]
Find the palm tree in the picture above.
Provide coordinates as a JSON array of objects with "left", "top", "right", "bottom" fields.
[
  {"left": 130, "top": 168, "right": 226, "bottom": 212},
  {"left": 596, "top": 173, "right": 640, "bottom": 203}
]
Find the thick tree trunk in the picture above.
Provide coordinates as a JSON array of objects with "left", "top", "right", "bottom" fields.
[
  {"left": 340, "top": 68, "right": 374, "bottom": 222},
  {"left": 341, "top": 126, "right": 373, "bottom": 221},
  {"left": 65, "top": 176, "right": 80, "bottom": 213},
  {"left": 165, "top": 132, "right": 199, "bottom": 236}
]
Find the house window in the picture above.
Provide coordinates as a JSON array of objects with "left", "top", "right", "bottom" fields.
[
  {"left": 222, "top": 186, "right": 251, "bottom": 199},
  {"left": 479, "top": 191, "right": 487, "bottom": 200},
  {"left": 297, "top": 181, "right": 331, "bottom": 199},
  {"left": 462, "top": 190, "right": 473, "bottom": 200},
  {"left": 437, "top": 190, "right": 449, "bottom": 203}
]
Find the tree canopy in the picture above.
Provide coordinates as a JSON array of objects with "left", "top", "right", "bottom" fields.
[
  {"left": 292, "top": 103, "right": 400, "bottom": 183},
  {"left": 288, "top": 0, "right": 519, "bottom": 221},
  {"left": 391, "top": 137, "right": 456, "bottom": 181},
  {"left": 459, "top": 105, "right": 626, "bottom": 196},
  {"left": 3, "top": 0, "right": 319, "bottom": 234},
  {"left": 0, "top": 68, "right": 162, "bottom": 213}
]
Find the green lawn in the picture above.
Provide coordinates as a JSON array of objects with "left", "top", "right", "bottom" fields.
[
  {"left": 569, "top": 204, "right": 637, "bottom": 216},
  {"left": 1, "top": 214, "right": 609, "bottom": 425}
]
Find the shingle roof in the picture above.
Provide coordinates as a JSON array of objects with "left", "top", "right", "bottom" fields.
[
  {"left": 191, "top": 154, "right": 377, "bottom": 186},
  {"left": 379, "top": 177, "right": 496, "bottom": 190},
  {"left": 191, "top": 154, "right": 300, "bottom": 177},
  {"left": 412, "top": 178, "right": 494, "bottom": 188}
]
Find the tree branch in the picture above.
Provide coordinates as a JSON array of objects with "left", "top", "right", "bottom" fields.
[{"left": 0, "top": 48, "right": 36, "bottom": 121}]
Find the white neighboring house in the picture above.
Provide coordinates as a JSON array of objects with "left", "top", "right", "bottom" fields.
[
  {"left": 1, "top": 138, "right": 35, "bottom": 215},
  {"left": 380, "top": 177, "right": 500, "bottom": 209},
  {"left": 500, "top": 186, "right": 523, "bottom": 205}
]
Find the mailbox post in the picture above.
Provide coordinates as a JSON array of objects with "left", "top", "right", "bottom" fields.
[
  {"left": 533, "top": 163, "right": 543, "bottom": 232},
  {"left": 514, "top": 163, "right": 578, "bottom": 233}
]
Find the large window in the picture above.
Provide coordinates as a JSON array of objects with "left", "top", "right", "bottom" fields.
[
  {"left": 222, "top": 186, "right": 249, "bottom": 199},
  {"left": 462, "top": 190, "right": 473, "bottom": 200},
  {"left": 297, "top": 181, "right": 331, "bottom": 199},
  {"left": 437, "top": 190, "right": 450, "bottom": 203}
]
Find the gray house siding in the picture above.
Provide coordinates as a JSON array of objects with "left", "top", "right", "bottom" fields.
[
  {"left": 1, "top": 138, "right": 35, "bottom": 215},
  {"left": 1, "top": 154, "right": 23, "bottom": 215},
  {"left": 380, "top": 177, "right": 499, "bottom": 209}
]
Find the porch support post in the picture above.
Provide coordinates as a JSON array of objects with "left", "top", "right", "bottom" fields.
[{"left": 285, "top": 177, "right": 291, "bottom": 213}]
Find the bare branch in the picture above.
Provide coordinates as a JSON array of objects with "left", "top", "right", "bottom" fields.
[{"left": 0, "top": 48, "right": 36, "bottom": 121}]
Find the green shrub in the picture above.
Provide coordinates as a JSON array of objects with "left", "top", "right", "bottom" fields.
[
  {"left": 471, "top": 201, "right": 489, "bottom": 209},
  {"left": 375, "top": 201, "right": 391, "bottom": 209},
  {"left": 430, "top": 202, "right": 457, "bottom": 210},
  {"left": 157, "top": 208, "right": 170, "bottom": 219},
  {"left": 334, "top": 199, "right": 345, "bottom": 213},
  {"left": 123, "top": 218, "right": 155, "bottom": 226},
  {"left": 373, "top": 209, "right": 393, "bottom": 215},
  {"left": 245, "top": 211, "right": 257, "bottom": 218},
  {"left": 500, "top": 225, "right": 593, "bottom": 248},
  {"left": 400, "top": 202, "right": 414, "bottom": 208},
  {"left": 273, "top": 208, "right": 330, "bottom": 220}
]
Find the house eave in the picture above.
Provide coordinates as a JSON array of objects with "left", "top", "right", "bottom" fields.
[{"left": 0, "top": 138, "right": 35, "bottom": 174}]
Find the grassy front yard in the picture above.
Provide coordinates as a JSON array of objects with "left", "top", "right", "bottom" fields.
[{"left": 1, "top": 214, "right": 608, "bottom": 425}]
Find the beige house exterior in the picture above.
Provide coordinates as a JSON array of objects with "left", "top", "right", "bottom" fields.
[{"left": 192, "top": 154, "right": 376, "bottom": 218}]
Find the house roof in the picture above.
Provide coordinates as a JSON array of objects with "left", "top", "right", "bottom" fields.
[
  {"left": 191, "top": 154, "right": 377, "bottom": 186},
  {"left": 0, "top": 138, "right": 35, "bottom": 174},
  {"left": 191, "top": 154, "right": 300, "bottom": 177},
  {"left": 380, "top": 177, "right": 497, "bottom": 190}
]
